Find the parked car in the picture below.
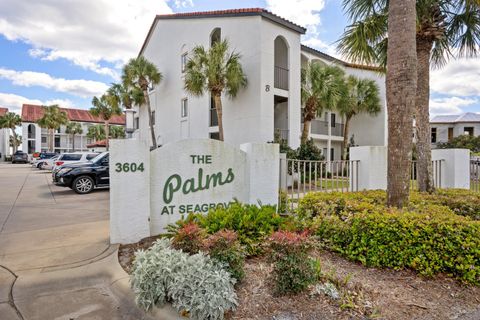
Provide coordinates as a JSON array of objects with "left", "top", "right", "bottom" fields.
[
  {"left": 32, "top": 152, "right": 57, "bottom": 168},
  {"left": 12, "top": 151, "right": 29, "bottom": 164},
  {"left": 52, "top": 152, "right": 99, "bottom": 172},
  {"left": 53, "top": 152, "right": 110, "bottom": 194},
  {"left": 39, "top": 155, "right": 60, "bottom": 171}
]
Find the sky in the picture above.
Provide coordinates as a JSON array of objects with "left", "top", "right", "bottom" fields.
[{"left": 0, "top": 0, "right": 479, "bottom": 117}]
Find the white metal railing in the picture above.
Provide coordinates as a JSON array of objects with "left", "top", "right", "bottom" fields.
[
  {"left": 279, "top": 158, "right": 359, "bottom": 212},
  {"left": 470, "top": 159, "right": 479, "bottom": 192},
  {"left": 410, "top": 160, "right": 443, "bottom": 190}
]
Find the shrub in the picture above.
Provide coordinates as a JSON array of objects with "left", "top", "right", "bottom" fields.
[
  {"left": 203, "top": 230, "right": 245, "bottom": 281},
  {"left": 268, "top": 230, "right": 317, "bottom": 294},
  {"left": 130, "top": 238, "right": 237, "bottom": 320},
  {"left": 315, "top": 210, "right": 480, "bottom": 284},
  {"left": 171, "top": 222, "right": 204, "bottom": 254}
]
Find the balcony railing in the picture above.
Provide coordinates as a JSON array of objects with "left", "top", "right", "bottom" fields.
[
  {"left": 274, "top": 66, "right": 289, "bottom": 90},
  {"left": 310, "top": 120, "right": 345, "bottom": 137},
  {"left": 210, "top": 108, "right": 218, "bottom": 127}
]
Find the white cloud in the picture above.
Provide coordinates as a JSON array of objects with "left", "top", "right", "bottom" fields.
[
  {"left": 0, "top": 0, "right": 173, "bottom": 77},
  {"left": 173, "top": 0, "right": 193, "bottom": 8},
  {"left": 0, "top": 93, "right": 75, "bottom": 114},
  {"left": 430, "top": 96, "right": 478, "bottom": 116},
  {"left": 431, "top": 58, "right": 480, "bottom": 96},
  {"left": 0, "top": 68, "right": 108, "bottom": 98}
]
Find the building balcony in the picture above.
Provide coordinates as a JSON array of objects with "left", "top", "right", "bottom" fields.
[
  {"left": 310, "top": 120, "right": 344, "bottom": 137},
  {"left": 274, "top": 66, "right": 289, "bottom": 90}
]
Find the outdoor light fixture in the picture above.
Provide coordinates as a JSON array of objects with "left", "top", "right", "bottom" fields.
[{"left": 125, "top": 109, "right": 136, "bottom": 135}]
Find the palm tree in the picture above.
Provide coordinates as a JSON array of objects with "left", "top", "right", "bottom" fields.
[
  {"left": 107, "top": 82, "right": 144, "bottom": 110},
  {"left": 9, "top": 135, "right": 22, "bottom": 152},
  {"left": 90, "top": 94, "right": 122, "bottom": 150},
  {"left": 337, "top": 76, "right": 381, "bottom": 159},
  {"left": 301, "top": 62, "right": 346, "bottom": 143},
  {"left": 37, "top": 105, "right": 68, "bottom": 152},
  {"left": 337, "top": 0, "right": 480, "bottom": 192},
  {"left": 109, "top": 125, "right": 126, "bottom": 139},
  {"left": 122, "top": 57, "right": 162, "bottom": 149},
  {"left": 65, "top": 122, "right": 83, "bottom": 151},
  {"left": 0, "top": 112, "right": 22, "bottom": 153},
  {"left": 87, "top": 125, "right": 105, "bottom": 142},
  {"left": 184, "top": 39, "right": 247, "bottom": 141},
  {"left": 386, "top": 0, "right": 417, "bottom": 207}
]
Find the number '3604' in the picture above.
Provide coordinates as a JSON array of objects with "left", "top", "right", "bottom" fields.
[{"left": 115, "top": 162, "right": 144, "bottom": 173}]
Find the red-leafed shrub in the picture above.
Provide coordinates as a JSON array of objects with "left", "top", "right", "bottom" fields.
[
  {"left": 204, "top": 230, "right": 245, "bottom": 281},
  {"left": 171, "top": 222, "right": 204, "bottom": 254}
]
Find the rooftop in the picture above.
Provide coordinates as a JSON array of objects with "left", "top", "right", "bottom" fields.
[
  {"left": 21, "top": 104, "right": 125, "bottom": 125},
  {"left": 0, "top": 107, "right": 8, "bottom": 117},
  {"left": 431, "top": 112, "right": 480, "bottom": 123}
]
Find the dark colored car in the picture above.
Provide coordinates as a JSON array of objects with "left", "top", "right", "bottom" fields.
[
  {"left": 12, "top": 151, "right": 29, "bottom": 164},
  {"left": 53, "top": 152, "right": 110, "bottom": 194}
]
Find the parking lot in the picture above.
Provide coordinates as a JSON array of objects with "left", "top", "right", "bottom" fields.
[{"left": 0, "top": 163, "right": 146, "bottom": 319}]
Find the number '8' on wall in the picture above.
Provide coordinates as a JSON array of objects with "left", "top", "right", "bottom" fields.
[{"left": 115, "top": 162, "right": 145, "bottom": 173}]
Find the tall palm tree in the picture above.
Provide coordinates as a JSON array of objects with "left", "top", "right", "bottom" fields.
[
  {"left": 37, "top": 105, "right": 68, "bottom": 152},
  {"left": 184, "top": 39, "right": 247, "bottom": 141},
  {"left": 109, "top": 125, "right": 126, "bottom": 139},
  {"left": 0, "top": 112, "right": 22, "bottom": 153},
  {"left": 107, "top": 82, "right": 144, "bottom": 110},
  {"left": 337, "top": 76, "right": 381, "bottom": 159},
  {"left": 65, "top": 122, "right": 83, "bottom": 151},
  {"left": 87, "top": 125, "right": 105, "bottom": 142},
  {"left": 386, "top": 0, "right": 417, "bottom": 207},
  {"left": 90, "top": 94, "right": 122, "bottom": 150},
  {"left": 301, "top": 62, "right": 346, "bottom": 143},
  {"left": 122, "top": 57, "right": 162, "bottom": 149},
  {"left": 337, "top": 0, "right": 480, "bottom": 192}
]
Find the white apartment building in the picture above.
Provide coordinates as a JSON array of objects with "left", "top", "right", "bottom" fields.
[
  {"left": 430, "top": 113, "right": 480, "bottom": 147},
  {"left": 134, "top": 8, "right": 387, "bottom": 160},
  {"left": 0, "top": 107, "right": 10, "bottom": 161},
  {"left": 21, "top": 104, "right": 125, "bottom": 154}
]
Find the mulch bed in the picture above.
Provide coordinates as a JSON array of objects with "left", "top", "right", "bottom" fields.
[{"left": 119, "top": 240, "right": 480, "bottom": 320}]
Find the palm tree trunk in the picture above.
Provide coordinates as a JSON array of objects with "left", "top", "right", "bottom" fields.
[
  {"left": 214, "top": 93, "right": 224, "bottom": 141},
  {"left": 386, "top": 0, "right": 417, "bottom": 208},
  {"left": 50, "top": 128, "right": 54, "bottom": 152},
  {"left": 72, "top": 134, "right": 75, "bottom": 152},
  {"left": 301, "top": 120, "right": 311, "bottom": 144},
  {"left": 342, "top": 116, "right": 352, "bottom": 160},
  {"left": 415, "top": 39, "right": 434, "bottom": 193},
  {"left": 143, "top": 90, "right": 158, "bottom": 149},
  {"left": 11, "top": 129, "right": 18, "bottom": 153},
  {"left": 104, "top": 121, "right": 109, "bottom": 151}
]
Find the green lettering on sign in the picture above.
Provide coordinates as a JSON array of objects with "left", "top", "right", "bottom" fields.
[{"left": 115, "top": 162, "right": 144, "bottom": 173}]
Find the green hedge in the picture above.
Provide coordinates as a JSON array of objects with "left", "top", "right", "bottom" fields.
[{"left": 298, "top": 191, "right": 480, "bottom": 284}]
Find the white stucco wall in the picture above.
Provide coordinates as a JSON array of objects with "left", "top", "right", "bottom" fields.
[{"left": 0, "top": 128, "right": 9, "bottom": 160}]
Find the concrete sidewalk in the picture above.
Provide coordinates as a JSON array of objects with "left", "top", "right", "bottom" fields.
[{"left": 0, "top": 163, "right": 161, "bottom": 320}]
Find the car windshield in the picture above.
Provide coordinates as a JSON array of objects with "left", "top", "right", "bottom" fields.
[{"left": 90, "top": 152, "right": 108, "bottom": 164}]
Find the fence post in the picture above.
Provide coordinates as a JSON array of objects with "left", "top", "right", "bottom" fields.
[
  {"left": 432, "top": 149, "right": 470, "bottom": 189},
  {"left": 279, "top": 153, "right": 287, "bottom": 191},
  {"left": 349, "top": 146, "right": 387, "bottom": 191}
]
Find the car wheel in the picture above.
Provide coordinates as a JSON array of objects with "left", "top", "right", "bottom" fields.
[
  {"left": 37, "top": 162, "right": 44, "bottom": 169},
  {"left": 72, "top": 176, "right": 95, "bottom": 194}
]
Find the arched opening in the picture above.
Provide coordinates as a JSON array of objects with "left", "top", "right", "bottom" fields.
[
  {"left": 274, "top": 36, "right": 289, "bottom": 90},
  {"left": 28, "top": 124, "right": 36, "bottom": 139},
  {"left": 210, "top": 28, "right": 221, "bottom": 47}
]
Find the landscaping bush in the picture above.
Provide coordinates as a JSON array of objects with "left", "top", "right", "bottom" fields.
[
  {"left": 268, "top": 230, "right": 317, "bottom": 294},
  {"left": 203, "top": 230, "right": 245, "bottom": 281},
  {"left": 171, "top": 222, "right": 204, "bottom": 254},
  {"left": 130, "top": 238, "right": 237, "bottom": 320},
  {"left": 313, "top": 207, "right": 480, "bottom": 284}
]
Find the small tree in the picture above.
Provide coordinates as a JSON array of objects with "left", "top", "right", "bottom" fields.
[
  {"left": 9, "top": 135, "right": 22, "bottom": 153},
  {"left": 184, "top": 39, "right": 247, "bottom": 141},
  {"left": 65, "top": 122, "right": 83, "bottom": 151},
  {"left": 337, "top": 76, "right": 381, "bottom": 159},
  {"left": 0, "top": 112, "right": 22, "bottom": 153},
  {"left": 37, "top": 105, "right": 68, "bottom": 152},
  {"left": 87, "top": 125, "right": 105, "bottom": 142},
  {"left": 122, "top": 57, "right": 162, "bottom": 149},
  {"left": 109, "top": 125, "right": 126, "bottom": 139},
  {"left": 90, "top": 94, "right": 122, "bottom": 150},
  {"left": 301, "top": 62, "right": 346, "bottom": 143}
]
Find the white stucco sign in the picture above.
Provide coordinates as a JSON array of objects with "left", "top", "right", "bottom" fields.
[{"left": 110, "top": 139, "right": 279, "bottom": 244}]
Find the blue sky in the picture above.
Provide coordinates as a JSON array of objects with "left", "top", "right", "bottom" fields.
[{"left": 0, "top": 0, "right": 478, "bottom": 116}]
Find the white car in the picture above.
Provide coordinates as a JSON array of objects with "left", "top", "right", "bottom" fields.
[
  {"left": 52, "top": 152, "right": 99, "bottom": 172},
  {"left": 40, "top": 155, "right": 60, "bottom": 171}
]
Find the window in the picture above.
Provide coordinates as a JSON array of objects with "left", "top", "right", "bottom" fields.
[
  {"left": 330, "top": 148, "right": 334, "bottom": 161},
  {"left": 210, "top": 96, "right": 218, "bottom": 126},
  {"left": 41, "top": 137, "right": 47, "bottom": 143},
  {"left": 151, "top": 111, "right": 155, "bottom": 125},
  {"left": 210, "top": 28, "right": 221, "bottom": 47},
  {"left": 464, "top": 127, "right": 474, "bottom": 136},
  {"left": 448, "top": 127, "right": 454, "bottom": 141},
  {"left": 431, "top": 127, "right": 437, "bottom": 143},
  {"left": 54, "top": 136, "right": 60, "bottom": 148},
  {"left": 181, "top": 99, "right": 188, "bottom": 118},
  {"left": 331, "top": 113, "right": 336, "bottom": 127},
  {"left": 210, "top": 132, "right": 220, "bottom": 140},
  {"left": 86, "top": 153, "right": 99, "bottom": 160},
  {"left": 134, "top": 117, "right": 139, "bottom": 130},
  {"left": 61, "top": 154, "right": 82, "bottom": 161},
  {"left": 181, "top": 53, "right": 187, "bottom": 73},
  {"left": 56, "top": 127, "right": 61, "bottom": 133}
]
